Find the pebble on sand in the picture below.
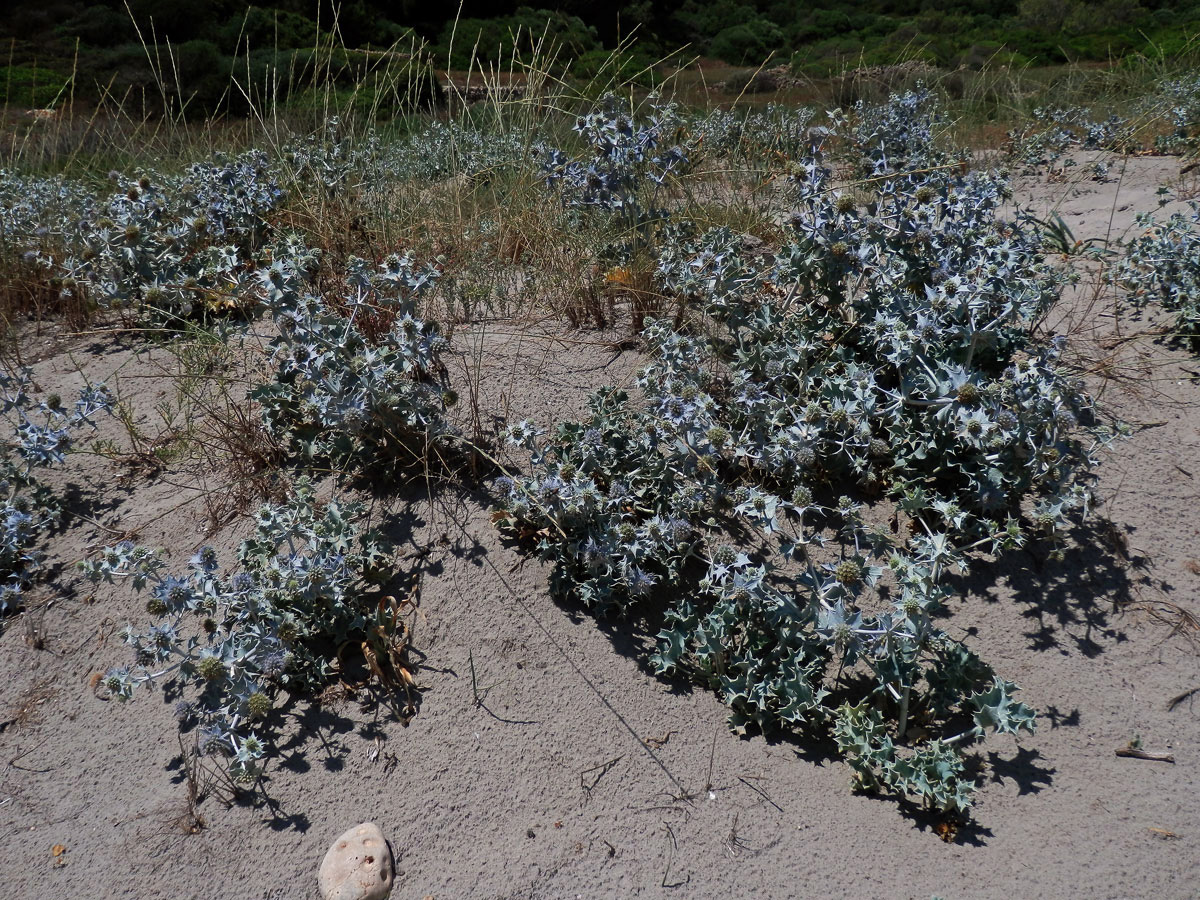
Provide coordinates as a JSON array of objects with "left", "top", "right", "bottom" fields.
[{"left": 318, "top": 822, "right": 395, "bottom": 900}]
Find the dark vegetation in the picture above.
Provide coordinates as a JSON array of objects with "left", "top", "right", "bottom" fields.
[{"left": 3, "top": 1, "right": 1200, "bottom": 115}]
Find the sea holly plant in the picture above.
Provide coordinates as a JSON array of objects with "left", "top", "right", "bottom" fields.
[
  {"left": 251, "top": 251, "right": 453, "bottom": 473},
  {"left": 1144, "top": 73, "right": 1200, "bottom": 158},
  {"left": 0, "top": 150, "right": 283, "bottom": 322},
  {"left": 1005, "top": 106, "right": 1130, "bottom": 178},
  {"left": 0, "top": 370, "right": 114, "bottom": 615},
  {"left": 59, "top": 154, "right": 283, "bottom": 319},
  {"left": 83, "top": 481, "right": 402, "bottom": 785},
  {"left": 494, "top": 93, "right": 1108, "bottom": 816},
  {"left": 849, "top": 85, "right": 952, "bottom": 177},
  {"left": 497, "top": 379, "right": 1040, "bottom": 814},
  {"left": 538, "top": 94, "right": 689, "bottom": 328},
  {"left": 1115, "top": 202, "right": 1200, "bottom": 345}
]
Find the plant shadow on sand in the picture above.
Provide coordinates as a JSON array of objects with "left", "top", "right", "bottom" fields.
[{"left": 951, "top": 518, "right": 1160, "bottom": 658}]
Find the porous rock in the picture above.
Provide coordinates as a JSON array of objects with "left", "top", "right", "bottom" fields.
[{"left": 318, "top": 822, "right": 394, "bottom": 900}]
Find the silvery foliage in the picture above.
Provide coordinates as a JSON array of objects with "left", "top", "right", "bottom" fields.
[
  {"left": 1145, "top": 73, "right": 1200, "bottom": 156},
  {"left": 0, "top": 171, "right": 93, "bottom": 275},
  {"left": 61, "top": 153, "right": 282, "bottom": 315},
  {"left": 251, "top": 249, "right": 452, "bottom": 468},
  {"left": 384, "top": 120, "right": 528, "bottom": 182},
  {"left": 1115, "top": 201, "right": 1200, "bottom": 342},
  {"left": 686, "top": 103, "right": 817, "bottom": 163},
  {"left": 0, "top": 152, "right": 283, "bottom": 318},
  {"left": 538, "top": 94, "right": 688, "bottom": 262},
  {"left": 0, "top": 370, "right": 113, "bottom": 614},
  {"left": 495, "top": 93, "right": 1109, "bottom": 814},
  {"left": 850, "top": 85, "right": 952, "bottom": 177},
  {"left": 282, "top": 117, "right": 361, "bottom": 195},
  {"left": 82, "top": 481, "right": 393, "bottom": 784},
  {"left": 1006, "top": 106, "right": 1129, "bottom": 177},
  {"left": 283, "top": 117, "right": 528, "bottom": 194}
]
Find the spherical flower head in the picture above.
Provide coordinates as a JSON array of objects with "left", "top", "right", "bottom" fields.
[
  {"left": 190, "top": 546, "right": 219, "bottom": 572},
  {"left": 197, "top": 724, "right": 224, "bottom": 755},
  {"left": 834, "top": 559, "right": 863, "bottom": 586},
  {"left": 868, "top": 438, "right": 889, "bottom": 459},
  {"left": 261, "top": 651, "right": 288, "bottom": 678},
  {"left": 956, "top": 382, "right": 980, "bottom": 406},
  {"left": 833, "top": 621, "right": 853, "bottom": 646},
  {"left": 247, "top": 691, "right": 272, "bottom": 720},
  {"left": 1054, "top": 408, "right": 1077, "bottom": 430},
  {"left": 706, "top": 425, "right": 729, "bottom": 448},
  {"left": 104, "top": 668, "right": 129, "bottom": 697},
  {"left": 197, "top": 654, "right": 225, "bottom": 682},
  {"left": 712, "top": 544, "right": 737, "bottom": 566},
  {"left": 627, "top": 566, "right": 657, "bottom": 597},
  {"left": 791, "top": 484, "right": 813, "bottom": 507}
]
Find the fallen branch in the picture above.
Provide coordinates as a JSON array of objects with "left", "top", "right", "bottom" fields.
[{"left": 1115, "top": 745, "right": 1175, "bottom": 763}]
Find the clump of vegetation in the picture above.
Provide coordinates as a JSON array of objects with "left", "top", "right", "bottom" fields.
[
  {"left": 495, "top": 93, "right": 1111, "bottom": 814},
  {"left": 1, "top": 371, "right": 113, "bottom": 614},
  {"left": 83, "top": 481, "right": 408, "bottom": 785},
  {"left": 1006, "top": 106, "right": 1130, "bottom": 178},
  {"left": 0, "top": 152, "right": 283, "bottom": 323},
  {"left": 1116, "top": 201, "right": 1200, "bottom": 342},
  {"left": 251, "top": 250, "right": 452, "bottom": 473}
]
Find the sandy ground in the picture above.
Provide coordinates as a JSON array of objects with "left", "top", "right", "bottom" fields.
[{"left": 1, "top": 155, "right": 1198, "bottom": 900}]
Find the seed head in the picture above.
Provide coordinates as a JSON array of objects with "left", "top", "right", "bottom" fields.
[
  {"left": 247, "top": 692, "right": 272, "bottom": 719},
  {"left": 197, "top": 655, "right": 225, "bottom": 682},
  {"left": 834, "top": 559, "right": 863, "bottom": 586}
]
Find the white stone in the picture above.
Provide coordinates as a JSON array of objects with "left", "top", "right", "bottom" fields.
[{"left": 318, "top": 822, "right": 395, "bottom": 900}]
